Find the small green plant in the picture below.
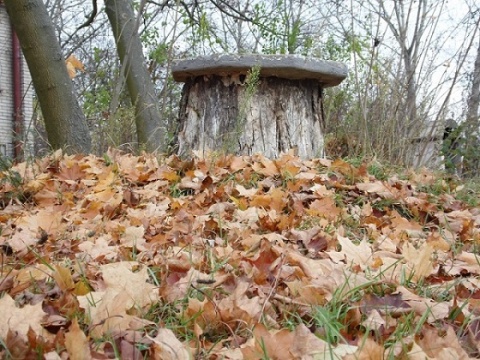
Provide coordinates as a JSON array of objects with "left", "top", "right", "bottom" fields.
[
  {"left": 296, "top": 216, "right": 323, "bottom": 230},
  {"left": 454, "top": 180, "right": 480, "bottom": 207},
  {"left": 416, "top": 178, "right": 450, "bottom": 196},
  {"left": 222, "top": 65, "right": 261, "bottom": 154},
  {"left": 384, "top": 311, "right": 426, "bottom": 358},
  {"left": 279, "top": 309, "right": 305, "bottom": 331},
  {"left": 0, "top": 156, "right": 26, "bottom": 207},
  {"left": 367, "top": 161, "right": 391, "bottom": 180},
  {"left": 311, "top": 303, "right": 348, "bottom": 345}
]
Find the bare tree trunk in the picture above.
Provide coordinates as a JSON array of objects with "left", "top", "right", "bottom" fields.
[
  {"left": 4, "top": 0, "right": 92, "bottom": 154},
  {"left": 464, "top": 28, "right": 480, "bottom": 176},
  {"left": 384, "top": 0, "right": 428, "bottom": 136},
  {"left": 105, "top": 0, "right": 163, "bottom": 153},
  {"left": 467, "top": 37, "right": 480, "bottom": 126},
  {"left": 176, "top": 76, "right": 325, "bottom": 159}
]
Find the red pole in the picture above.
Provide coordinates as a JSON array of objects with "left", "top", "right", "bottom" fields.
[{"left": 12, "top": 27, "right": 24, "bottom": 161}]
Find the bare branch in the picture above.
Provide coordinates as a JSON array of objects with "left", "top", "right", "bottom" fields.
[{"left": 76, "top": 0, "right": 98, "bottom": 31}]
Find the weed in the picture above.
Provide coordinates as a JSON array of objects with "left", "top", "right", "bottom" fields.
[
  {"left": 222, "top": 65, "right": 261, "bottom": 154},
  {"left": 296, "top": 216, "right": 322, "bottom": 230},
  {"left": 279, "top": 309, "right": 305, "bottom": 331},
  {"left": 0, "top": 157, "right": 27, "bottom": 207},
  {"left": 257, "top": 338, "right": 270, "bottom": 360},
  {"left": 311, "top": 303, "right": 349, "bottom": 345},
  {"left": 384, "top": 311, "right": 426, "bottom": 358},
  {"left": 169, "top": 183, "right": 193, "bottom": 197},
  {"left": 454, "top": 179, "right": 480, "bottom": 207},
  {"left": 416, "top": 179, "right": 450, "bottom": 196}
]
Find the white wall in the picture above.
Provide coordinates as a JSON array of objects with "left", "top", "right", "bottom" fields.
[
  {"left": 0, "top": 5, "right": 34, "bottom": 159},
  {"left": 0, "top": 6, "right": 13, "bottom": 157},
  {"left": 411, "top": 122, "right": 444, "bottom": 169}
]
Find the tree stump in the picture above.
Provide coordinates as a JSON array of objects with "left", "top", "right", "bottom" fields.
[{"left": 172, "top": 54, "right": 347, "bottom": 158}]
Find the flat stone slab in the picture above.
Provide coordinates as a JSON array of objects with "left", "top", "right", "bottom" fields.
[{"left": 172, "top": 54, "right": 348, "bottom": 87}]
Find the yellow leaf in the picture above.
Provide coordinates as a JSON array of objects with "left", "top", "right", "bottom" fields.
[
  {"left": 65, "top": 54, "right": 85, "bottom": 79},
  {"left": 66, "top": 61, "right": 76, "bottom": 79},
  {"left": 53, "top": 265, "right": 75, "bottom": 292},
  {"left": 74, "top": 281, "right": 91, "bottom": 296}
]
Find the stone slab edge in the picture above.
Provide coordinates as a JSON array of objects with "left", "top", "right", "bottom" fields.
[{"left": 172, "top": 54, "right": 348, "bottom": 87}]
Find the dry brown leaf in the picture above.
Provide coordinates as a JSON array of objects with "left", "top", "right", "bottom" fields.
[
  {"left": 78, "top": 235, "right": 118, "bottom": 261},
  {"left": 65, "top": 54, "right": 85, "bottom": 79},
  {"left": 219, "top": 280, "right": 276, "bottom": 328},
  {"left": 53, "top": 265, "right": 75, "bottom": 292},
  {"left": 327, "top": 235, "right": 373, "bottom": 269},
  {"left": 149, "top": 328, "right": 191, "bottom": 360},
  {"left": 241, "top": 323, "right": 295, "bottom": 360},
  {"left": 2, "top": 151, "right": 480, "bottom": 358},
  {"left": 415, "top": 325, "right": 473, "bottom": 359},
  {"left": 395, "top": 286, "right": 450, "bottom": 322},
  {"left": 77, "top": 262, "right": 158, "bottom": 337},
  {"left": 402, "top": 242, "right": 434, "bottom": 281},
  {"left": 306, "top": 197, "right": 341, "bottom": 220},
  {"left": 0, "top": 293, "right": 50, "bottom": 341},
  {"left": 121, "top": 226, "right": 148, "bottom": 251},
  {"left": 289, "top": 323, "right": 329, "bottom": 357},
  {"left": 343, "top": 337, "right": 385, "bottom": 360},
  {"left": 65, "top": 318, "right": 91, "bottom": 360}
]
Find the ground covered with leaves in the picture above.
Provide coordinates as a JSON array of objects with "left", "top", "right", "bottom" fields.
[{"left": 1, "top": 150, "right": 480, "bottom": 359}]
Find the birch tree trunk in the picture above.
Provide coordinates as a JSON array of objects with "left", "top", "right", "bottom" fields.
[{"left": 4, "top": 0, "right": 92, "bottom": 154}]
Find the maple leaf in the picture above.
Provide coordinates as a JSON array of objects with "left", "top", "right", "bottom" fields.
[
  {"left": 65, "top": 318, "right": 91, "bottom": 360},
  {"left": 148, "top": 328, "right": 191, "bottom": 359},
  {"left": 7, "top": 209, "right": 63, "bottom": 252},
  {"left": 356, "top": 180, "right": 397, "bottom": 199},
  {"left": 241, "top": 323, "right": 295, "bottom": 359},
  {"left": 306, "top": 197, "right": 341, "bottom": 221},
  {"left": 218, "top": 280, "right": 277, "bottom": 329},
  {"left": 402, "top": 242, "right": 435, "bottom": 281},
  {"left": 415, "top": 325, "right": 472, "bottom": 359},
  {"left": 394, "top": 286, "right": 450, "bottom": 322},
  {"left": 78, "top": 235, "right": 119, "bottom": 261},
  {"left": 2, "top": 151, "right": 480, "bottom": 358},
  {"left": 343, "top": 337, "right": 385, "bottom": 360},
  {"left": 0, "top": 294, "right": 50, "bottom": 341},
  {"left": 77, "top": 262, "right": 158, "bottom": 337},
  {"left": 65, "top": 54, "right": 85, "bottom": 79},
  {"left": 121, "top": 225, "right": 148, "bottom": 251},
  {"left": 327, "top": 235, "right": 373, "bottom": 270}
]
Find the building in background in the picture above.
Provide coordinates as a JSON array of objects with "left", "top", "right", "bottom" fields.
[
  {"left": 410, "top": 121, "right": 444, "bottom": 169},
  {"left": 0, "top": 2, "right": 34, "bottom": 161}
]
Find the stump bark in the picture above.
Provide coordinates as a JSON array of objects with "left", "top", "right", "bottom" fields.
[{"left": 172, "top": 54, "right": 347, "bottom": 158}]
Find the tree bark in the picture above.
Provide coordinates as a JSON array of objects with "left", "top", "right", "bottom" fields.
[
  {"left": 464, "top": 28, "right": 480, "bottom": 176},
  {"left": 176, "top": 75, "right": 325, "bottom": 158},
  {"left": 385, "top": 0, "right": 425, "bottom": 136},
  {"left": 4, "top": 0, "right": 92, "bottom": 154},
  {"left": 105, "top": 0, "right": 163, "bottom": 153}
]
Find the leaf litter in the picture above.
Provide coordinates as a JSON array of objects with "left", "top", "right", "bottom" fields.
[{"left": 0, "top": 149, "right": 480, "bottom": 358}]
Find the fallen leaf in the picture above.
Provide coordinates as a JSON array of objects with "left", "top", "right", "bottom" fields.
[
  {"left": 149, "top": 328, "right": 191, "bottom": 360},
  {"left": 0, "top": 293, "right": 49, "bottom": 341},
  {"left": 65, "top": 318, "right": 91, "bottom": 360}
]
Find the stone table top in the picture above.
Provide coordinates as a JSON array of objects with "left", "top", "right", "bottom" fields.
[{"left": 172, "top": 54, "right": 348, "bottom": 87}]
